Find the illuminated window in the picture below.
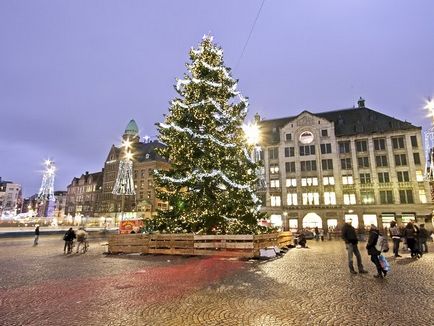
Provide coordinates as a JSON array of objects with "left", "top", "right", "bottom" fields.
[
  {"left": 302, "top": 192, "right": 319, "bottom": 205},
  {"left": 323, "top": 176, "right": 335, "bottom": 185},
  {"left": 343, "top": 193, "right": 356, "bottom": 205},
  {"left": 419, "top": 189, "right": 427, "bottom": 203},
  {"left": 324, "top": 192, "right": 336, "bottom": 205},
  {"left": 271, "top": 195, "right": 281, "bottom": 207},
  {"left": 342, "top": 175, "right": 354, "bottom": 185},
  {"left": 361, "top": 191, "right": 375, "bottom": 204},
  {"left": 270, "top": 164, "right": 279, "bottom": 174},
  {"left": 270, "top": 179, "right": 280, "bottom": 188},
  {"left": 416, "top": 170, "right": 424, "bottom": 182},
  {"left": 301, "top": 177, "right": 318, "bottom": 186},
  {"left": 287, "top": 193, "right": 298, "bottom": 205},
  {"left": 286, "top": 178, "right": 297, "bottom": 187}
]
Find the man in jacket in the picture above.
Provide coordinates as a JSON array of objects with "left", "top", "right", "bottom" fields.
[{"left": 342, "top": 220, "right": 368, "bottom": 274}]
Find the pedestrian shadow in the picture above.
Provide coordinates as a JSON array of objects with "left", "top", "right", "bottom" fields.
[{"left": 395, "top": 257, "right": 417, "bottom": 265}]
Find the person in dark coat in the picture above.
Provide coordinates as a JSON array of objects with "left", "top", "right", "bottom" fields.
[
  {"left": 341, "top": 221, "right": 368, "bottom": 274},
  {"left": 404, "top": 222, "right": 421, "bottom": 258},
  {"left": 418, "top": 224, "right": 429, "bottom": 253},
  {"left": 63, "top": 228, "right": 76, "bottom": 254},
  {"left": 33, "top": 226, "right": 40, "bottom": 246},
  {"left": 366, "top": 224, "right": 386, "bottom": 278}
]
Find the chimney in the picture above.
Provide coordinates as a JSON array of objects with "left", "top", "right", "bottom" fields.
[{"left": 357, "top": 97, "right": 365, "bottom": 108}]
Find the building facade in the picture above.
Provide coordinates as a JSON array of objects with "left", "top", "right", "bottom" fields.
[
  {"left": 65, "top": 171, "right": 103, "bottom": 218},
  {"left": 258, "top": 99, "right": 433, "bottom": 231},
  {"left": 96, "top": 119, "right": 170, "bottom": 221},
  {"left": 0, "top": 178, "right": 22, "bottom": 218}
]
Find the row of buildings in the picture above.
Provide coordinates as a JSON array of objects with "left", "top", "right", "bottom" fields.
[
  {"left": 41, "top": 99, "right": 434, "bottom": 230},
  {"left": 0, "top": 178, "right": 22, "bottom": 218}
]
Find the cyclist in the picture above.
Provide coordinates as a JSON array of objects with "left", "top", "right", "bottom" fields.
[{"left": 76, "top": 227, "right": 89, "bottom": 253}]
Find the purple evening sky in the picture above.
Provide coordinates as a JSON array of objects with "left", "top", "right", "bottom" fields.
[{"left": 1, "top": 0, "right": 434, "bottom": 196}]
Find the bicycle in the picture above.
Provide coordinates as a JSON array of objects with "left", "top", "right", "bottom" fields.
[{"left": 76, "top": 239, "right": 89, "bottom": 254}]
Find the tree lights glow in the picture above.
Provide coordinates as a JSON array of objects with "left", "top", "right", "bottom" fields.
[
  {"left": 153, "top": 35, "right": 266, "bottom": 234},
  {"left": 424, "top": 97, "right": 434, "bottom": 181}
]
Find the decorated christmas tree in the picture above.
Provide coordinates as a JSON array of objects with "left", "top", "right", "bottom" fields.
[{"left": 153, "top": 35, "right": 266, "bottom": 234}]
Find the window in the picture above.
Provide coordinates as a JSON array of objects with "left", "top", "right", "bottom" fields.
[
  {"left": 416, "top": 170, "right": 424, "bottom": 182},
  {"left": 399, "top": 190, "right": 414, "bottom": 204},
  {"left": 413, "top": 153, "right": 421, "bottom": 165},
  {"left": 286, "top": 178, "right": 297, "bottom": 187},
  {"left": 323, "top": 176, "right": 335, "bottom": 185},
  {"left": 285, "top": 162, "right": 296, "bottom": 173},
  {"left": 322, "top": 159, "right": 333, "bottom": 170},
  {"left": 299, "top": 145, "right": 315, "bottom": 156},
  {"left": 270, "top": 179, "right": 280, "bottom": 188},
  {"left": 268, "top": 147, "right": 279, "bottom": 160},
  {"left": 343, "top": 193, "right": 356, "bottom": 205},
  {"left": 410, "top": 135, "right": 418, "bottom": 148},
  {"left": 324, "top": 192, "right": 336, "bottom": 205},
  {"left": 392, "top": 137, "right": 405, "bottom": 149},
  {"left": 360, "top": 173, "right": 371, "bottom": 184},
  {"left": 419, "top": 189, "right": 427, "bottom": 203},
  {"left": 300, "top": 160, "right": 317, "bottom": 171},
  {"left": 320, "top": 143, "right": 332, "bottom": 154},
  {"left": 287, "top": 193, "right": 298, "bottom": 205},
  {"left": 270, "top": 164, "right": 279, "bottom": 174},
  {"left": 342, "top": 175, "right": 354, "bottom": 185},
  {"left": 361, "top": 191, "right": 375, "bottom": 204},
  {"left": 284, "top": 147, "right": 295, "bottom": 157},
  {"left": 341, "top": 158, "right": 352, "bottom": 169},
  {"left": 302, "top": 192, "right": 320, "bottom": 205},
  {"left": 356, "top": 140, "right": 368, "bottom": 152},
  {"left": 378, "top": 172, "right": 390, "bottom": 183},
  {"left": 358, "top": 157, "right": 369, "bottom": 168},
  {"left": 375, "top": 155, "right": 387, "bottom": 167},
  {"left": 339, "top": 141, "right": 350, "bottom": 153},
  {"left": 395, "top": 154, "right": 407, "bottom": 166},
  {"left": 397, "top": 171, "right": 410, "bottom": 182},
  {"left": 380, "top": 191, "right": 393, "bottom": 204},
  {"left": 321, "top": 129, "right": 328, "bottom": 137},
  {"left": 374, "top": 138, "right": 386, "bottom": 151},
  {"left": 301, "top": 177, "right": 318, "bottom": 186},
  {"left": 285, "top": 133, "right": 292, "bottom": 141},
  {"left": 271, "top": 195, "right": 281, "bottom": 207}
]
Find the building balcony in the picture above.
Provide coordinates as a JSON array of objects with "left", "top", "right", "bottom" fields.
[
  {"left": 342, "top": 184, "right": 356, "bottom": 190},
  {"left": 378, "top": 182, "right": 393, "bottom": 188},
  {"left": 398, "top": 182, "right": 412, "bottom": 188},
  {"left": 359, "top": 183, "right": 374, "bottom": 189}
]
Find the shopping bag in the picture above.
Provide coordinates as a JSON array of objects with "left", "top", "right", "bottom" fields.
[{"left": 378, "top": 254, "right": 390, "bottom": 272}]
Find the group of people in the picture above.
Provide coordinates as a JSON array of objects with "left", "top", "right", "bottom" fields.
[
  {"left": 342, "top": 220, "right": 430, "bottom": 279},
  {"left": 63, "top": 227, "right": 88, "bottom": 254}
]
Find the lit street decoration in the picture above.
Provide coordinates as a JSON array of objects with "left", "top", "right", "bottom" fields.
[
  {"left": 112, "top": 138, "right": 136, "bottom": 196},
  {"left": 37, "top": 159, "right": 56, "bottom": 217},
  {"left": 424, "top": 98, "right": 434, "bottom": 181}
]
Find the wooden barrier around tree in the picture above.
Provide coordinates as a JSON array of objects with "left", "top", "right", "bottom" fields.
[{"left": 108, "top": 231, "right": 292, "bottom": 258}]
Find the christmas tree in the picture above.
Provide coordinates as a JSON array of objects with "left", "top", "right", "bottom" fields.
[{"left": 153, "top": 35, "right": 266, "bottom": 235}]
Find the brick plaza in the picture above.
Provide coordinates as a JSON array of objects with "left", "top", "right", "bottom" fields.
[{"left": 0, "top": 236, "right": 433, "bottom": 325}]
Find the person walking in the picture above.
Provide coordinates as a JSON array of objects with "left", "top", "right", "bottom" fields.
[
  {"left": 389, "top": 221, "right": 401, "bottom": 257},
  {"left": 418, "top": 224, "right": 429, "bottom": 253},
  {"left": 75, "top": 227, "right": 88, "bottom": 253},
  {"left": 63, "top": 227, "right": 76, "bottom": 254},
  {"left": 341, "top": 220, "right": 368, "bottom": 274},
  {"left": 366, "top": 224, "right": 387, "bottom": 278},
  {"left": 314, "top": 226, "right": 320, "bottom": 241},
  {"left": 33, "top": 225, "right": 40, "bottom": 246},
  {"left": 404, "top": 222, "right": 421, "bottom": 258}
]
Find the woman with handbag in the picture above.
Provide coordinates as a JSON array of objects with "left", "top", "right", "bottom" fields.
[{"left": 366, "top": 224, "right": 387, "bottom": 278}]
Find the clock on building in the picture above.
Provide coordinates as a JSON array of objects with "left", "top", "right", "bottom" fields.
[{"left": 299, "top": 131, "right": 314, "bottom": 144}]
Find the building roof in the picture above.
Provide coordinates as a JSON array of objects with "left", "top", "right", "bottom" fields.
[
  {"left": 131, "top": 140, "right": 167, "bottom": 163},
  {"left": 259, "top": 105, "right": 420, "bottom": 144},
  {"left": 124, "top": 119, "right": 139, "bottom": 137}
]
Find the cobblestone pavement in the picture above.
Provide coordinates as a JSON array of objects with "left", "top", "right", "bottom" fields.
[{"left": 0, "top": 236, "right": 433, "bottom": 326}]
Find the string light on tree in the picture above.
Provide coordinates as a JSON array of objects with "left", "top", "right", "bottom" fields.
[
  {"left": 153, "top": 34, "right": 266, "bottom": 235},
  {"left": 38, "top": 159, "right": 56, "bottom": 200}
]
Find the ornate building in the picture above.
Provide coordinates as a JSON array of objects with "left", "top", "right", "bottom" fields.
[
  {"left": 0, "top": 178, "right": 22, "bottom": 218},
  {"left": 257, "top": 99, "right": 433, "bottom": 231},
  {"left": 95, "top": 120, "right": 170, "bottom": 221}
]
